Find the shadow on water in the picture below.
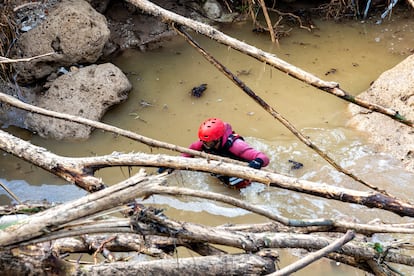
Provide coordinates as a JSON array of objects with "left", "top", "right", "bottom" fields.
[{"left": 1, "top": 13, "right": 414, "bottom": 275}]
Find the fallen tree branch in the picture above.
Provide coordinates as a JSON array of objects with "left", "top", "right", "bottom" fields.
[
  {"left": 0, "top": 170, "right": 163, "bottom": 247},
  {"left": 1, "top": 128, "right": 414, "bottom": 218},
  {"left": 134, "top": 208, "right": 414, "bottom": 267},
  {"left": 126, "top": 0, "right": 413, "bottom": 127},
  {"left": 0, "top": 92, "right": 246, "bottom": 167},
  {"left": 271, "top": 230, "right": 355, "bottom": 275},
  {"left": 1, "top": 173, "right": 413, "bottom": 274},
  {"left": 257, "top": 0, "right": 277, "bottom": 43},
  {"left": 0, "top": 180, "right": 22, "bottom": 204},
  {"left": 75, "top": 252, "right": 277, "bottom": 275}
]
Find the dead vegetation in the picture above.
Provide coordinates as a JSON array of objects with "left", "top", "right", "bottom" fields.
[{"left": 0, "top": 3, "right": 18, "bottom": 82}]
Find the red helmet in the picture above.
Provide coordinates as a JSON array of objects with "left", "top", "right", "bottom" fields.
[{"left": 198, "top": 118, "right": 225, "bottom": 142}]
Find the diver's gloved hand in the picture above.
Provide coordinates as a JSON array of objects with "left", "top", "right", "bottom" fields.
[
  {"left": 229, "top": 177, "right": 245, "bottom": 186},
  {"left": 248, "top": 158, "right": 264, "bottom": 169},
  {"left": 157, "top": 167, "right": 175, "bottom": 174}
]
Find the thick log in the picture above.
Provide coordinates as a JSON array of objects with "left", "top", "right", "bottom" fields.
[
  {"left": 74, "top": 253, "right": 277, "bottom": 275},
  {"left": 0, "top": 243, "right": 276, "bottom": 275},
  {"left": 0, "top": 92, "right": 244, "bottom": 168},
  {"left": 131, "top": 210, "right": 414, "bottom": 267}
]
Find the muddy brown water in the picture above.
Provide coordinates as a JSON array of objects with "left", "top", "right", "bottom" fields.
[{"left": 1, "top": 15, "right": 414, "bottom": 275}]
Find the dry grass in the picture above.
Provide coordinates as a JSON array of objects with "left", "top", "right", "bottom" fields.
[{"left": 0, "top": 2, "right": 19, "bottom": 81}]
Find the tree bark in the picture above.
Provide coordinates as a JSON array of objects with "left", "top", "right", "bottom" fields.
[
  {"left": 271, "top": 230, "right": 355, "bottom": 275},
  {"left": 0, "top": 171, "right": 163, "bottom": 247},
  {"left": 74, "top": 253, "right": 277, "bottom": 275}
]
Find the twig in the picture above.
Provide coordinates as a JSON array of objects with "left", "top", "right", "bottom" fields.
[
  {"left": 13, "top": 2, "right": 42, "bottom": 12},
  {"left": 172, "top": 24, "right": 399, "bottom": 199},
  {"left": 0, "top": 180, "right": 22, "bottom": 204},
  {"left": 92, "top": 236, "right": 117, "bottom": 263},
  {"left": 270, "top": 230, "right": 355, "bottom": 275},
  {"left": 257, "top": 0, "right": 277, "bottom": 43},
  {"left": 0, "top": 52, "right": 55, "bottom": 64}
]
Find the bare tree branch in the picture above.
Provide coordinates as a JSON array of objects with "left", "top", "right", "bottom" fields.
[
  {"left": 2, "top": 127, "right": 414, "bottom": 218},
  {"left": 0, "top": 52, "right": 55, "bottom": 64},
  {"left": 271, "top": 230, "right": 355, "bottom": 275}
]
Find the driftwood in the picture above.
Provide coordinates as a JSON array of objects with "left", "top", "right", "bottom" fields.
[
  {"left": 271, "top": 230, "right": 355, "bottom": 275},
  {"left": 0, "top": 241, "right": 277, "bottom": 275},
  {"left": 1, "top": 170, "right": 413, "bottom": 274},
  {"left": 1, "top": 123, "right": 414, "bottom": 274},
  {"left": 1, "top": 127, "right": 414, "bottom": 218},
  {"left": 0, "top": 52, "right": 55, "bottom": 64}
]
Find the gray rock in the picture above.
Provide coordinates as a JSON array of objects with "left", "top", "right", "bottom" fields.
[
  {"left": 11, "top": 0, "right": 110, "bottom": 84},
  {"left": 25, "top": 63, "right": 132, "bottom": 140},
  {"left": 203, "top": 0, "right": 223, "bottom": 20},
  {"left": 347, "top": 54, "right": 414, "bottom": 172}
]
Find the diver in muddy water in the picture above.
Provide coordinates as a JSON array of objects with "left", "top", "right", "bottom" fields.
[{"left": 182, "top": 117, "right": 270, "bottom": 189}]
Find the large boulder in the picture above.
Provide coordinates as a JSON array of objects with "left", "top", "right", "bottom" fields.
[
  {"left": 25, "top": 63, "right": 132, "bottom": 140},
  {"left": 347, "top": 55, "right": 414, "bottom": 173},
  {"left": 11, "top": 0, "right": 110, "bottom": 84}
]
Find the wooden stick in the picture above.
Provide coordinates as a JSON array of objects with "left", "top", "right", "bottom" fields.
[
  {"left": 0, "top": 180, "right": 22, "bottom": 204},
  {"left": 0, "top": 92, "right": 245, "bottom": 167},
  {"left": 0, "top": 52, "right": 55, "bottom": 64},
  {"left": 257, "top": 0, "right": 277, "bottom": 43},
  {"left": 270, "top": 230, "right": 355, "bottom": 275}
]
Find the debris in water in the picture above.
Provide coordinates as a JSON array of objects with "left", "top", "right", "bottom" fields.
[
  {"left": 129, "top": 112, "right": 147, "bottom": 123},
  {"left": 139, "top": 100, "right": 154, "bottom": 107},
  {"left": 325, "top": 68, "right": 337, "bottom": 76},
  {"left": 289, "top": 159, "right": 303, "bottom": 170},
  {"left": 190, "top": 83, "right": 207, "bottom": 97},
  {"left": 236, "top": 69, "right": 251, "bottom": 76}
]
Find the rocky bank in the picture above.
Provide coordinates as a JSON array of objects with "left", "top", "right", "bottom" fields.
[{"left": 347, "top": 55, "right": 414, "bottom": 173}]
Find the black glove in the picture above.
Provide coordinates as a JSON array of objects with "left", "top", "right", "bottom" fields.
[
  {"left": 228, "top": 177, "right": 245, "bottom": 186},
  {"left": 158, "top": 167, "right": 175, "bottom": 174},
  {"left": 248, "top": 158, "right": 263, "bottom": 169}
]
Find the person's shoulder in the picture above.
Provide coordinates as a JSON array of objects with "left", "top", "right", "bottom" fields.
[{"left": 224, "top": 122, "right": 233, "bottom": 132}]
